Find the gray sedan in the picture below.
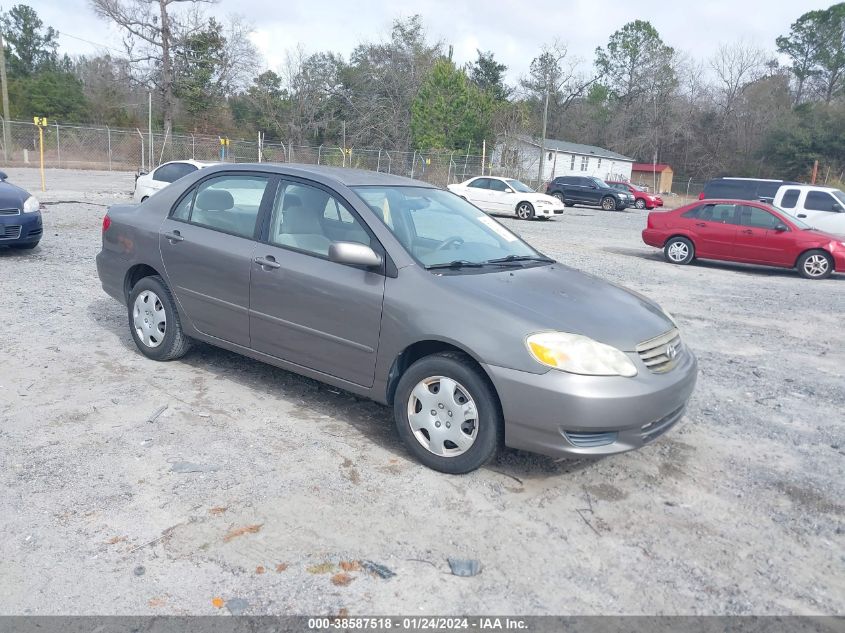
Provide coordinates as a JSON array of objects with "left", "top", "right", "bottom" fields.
[{"left": 96, "top": 164, "right": 697, "bottom": 474}]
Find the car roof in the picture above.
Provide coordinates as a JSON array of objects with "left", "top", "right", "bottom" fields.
[
  {"left": 780, "top": 184, "right": 839, "bottom": 192},
  {"left": 200, "top": 162, "right": 436, "bottom": 188}
]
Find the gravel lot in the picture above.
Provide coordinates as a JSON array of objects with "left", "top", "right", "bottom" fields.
[{"left": 1, "top": 167, "right": 843, "bottom": 616}]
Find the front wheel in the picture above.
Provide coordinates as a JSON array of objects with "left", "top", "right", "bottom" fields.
[
  {"left": 515, "top": 201, "right": 535, "bottom": 220},
  {"left": 601, "top": 196, "right": 616, "bottom": 211},
  {"left": 664, "top": 236, "right": 695, "bottom": 265},
  {"left": 393, "top": 352, "right": 501, "bottom": 474},
  {"left": 128, "top": 275, "right": 191, "bottom": 361},
  {"left": 551, "top": 192, "right": 564, "bottom": 203},
  {"left": 797, "top": 250, "right": 833, "bottom": 279},
  {"left": 635, "top": 198, "right": 646, "bottom": 209}
]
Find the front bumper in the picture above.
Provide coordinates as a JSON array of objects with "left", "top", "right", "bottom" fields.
[
  {"left": 536, "top": 205, "right": 566, "bottom": 216},
  {"left": 485, "top": 348, "right": 698, "bottom": 458},
  {"left": 0, "top": 211, "right": 42, "bottom": 245}
]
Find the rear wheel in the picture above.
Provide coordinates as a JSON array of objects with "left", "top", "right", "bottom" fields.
[
  {"left": 601, "top": 196, "right": 616, "bottom": 211},
  {"left": 393, "top": 352, "right": 501, "bottom": 474},
  {"left": 635, "top": 198, "right": 646, "bottom": 209},
  {"left": 797, "top": 250, "right": 833, "bottom": 279},
  {"left": 128, "top": 275, "right": 191, "bottom": 361},
  {"left": 516, "top": 201, "right": 535, "bottom": 220},
  {"left": 664, "top": 236, "right": 695, "bottom": 265}
]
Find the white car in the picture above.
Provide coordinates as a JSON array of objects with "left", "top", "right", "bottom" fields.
[
  {"left": 772, "top": 184, "right": 845, "bottom": 236},
  {"left": 133, "top": 160, "right": 217, "bottom": 202},
  {"left": 447, "top": 176, "right": 566, "bottom": 219}
]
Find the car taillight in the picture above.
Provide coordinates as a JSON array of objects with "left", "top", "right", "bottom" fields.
[
  {"left": 698, "top": 192, "right": 705, "bottom": 200},
  {"left": 102, "top": 215, "right": 111, "bottom": 232}
]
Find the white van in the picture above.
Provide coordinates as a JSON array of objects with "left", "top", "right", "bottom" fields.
[{"left": 773, "top": 184, "right": 845, "bottom": 235}]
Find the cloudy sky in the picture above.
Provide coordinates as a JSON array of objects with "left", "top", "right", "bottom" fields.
[{"left": 27, "top": 0, "right": 832, "bottom": 83}]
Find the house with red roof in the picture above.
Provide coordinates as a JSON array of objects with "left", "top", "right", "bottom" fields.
[{"left": 631, "top": 163, "right": 674, "bottom": 194}]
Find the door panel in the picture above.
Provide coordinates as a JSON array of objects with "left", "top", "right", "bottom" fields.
[
  {"left": 464, "top": 178, "right": 493, "bottom": 210},
  {"left": 248, "top": 179, "right": 386, "bottom": 387},
  {"left": 159, "top": 221, "right": 256, "bottom": 346},
  {"left": 735, "top": 205, "right": 793, "bottom": 266},
  {"left": 159, "top": 174, "right": 271, "bottom": 347},
  {"left": 690, "top": 203, "right": 739, "bottom": 258},
  {"left": 486, "top": 179, "right": 511, "bottom": 212}
]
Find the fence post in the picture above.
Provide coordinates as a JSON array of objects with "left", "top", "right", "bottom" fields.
[
  {"left": 55, "top": 122, "right": 60, "bottom": 167},
  {"left": 317, "top": 144, "right": 322, "bottom": 165},
  {"left": 686, "top": 177, "right": 692, "bottom": 199},
  {"left": 447, "top": 151, "right": 453, "bottom": 184},
  {"left": 289, "top": 142, "right": 293, "bottom": 163},
  {"left": 377, "top": 149, "right": 381, "bottom": 172},
  {"left": 136, "top": 128, "right": 145, "bottom": 171},
  {"left": 191, "top": 134, "right": 195, "bottom": 160},
  {"left": 107, "top": 126, "right": 112, "bottom": 171},
  {"left": 411, "top": 151, "right": 416, "bottom": 178},
  {"left": 386, "top": 151, "right": 392, "bottom": 174}
]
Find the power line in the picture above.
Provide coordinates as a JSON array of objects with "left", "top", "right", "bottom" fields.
[{"left": 59, "top": 31, "right": 126, "bottom": 55}]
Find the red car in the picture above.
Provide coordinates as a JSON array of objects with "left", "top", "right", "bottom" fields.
[
  {"left": 608, "top": 181, "right": 663, "bottom": 209},
  {"left": 642, "top": 199, "right": 845, "bottom": 279}
]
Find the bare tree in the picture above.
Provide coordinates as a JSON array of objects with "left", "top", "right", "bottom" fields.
[{"left": 90, "top": 0, "right": 215, "bottom": 133}]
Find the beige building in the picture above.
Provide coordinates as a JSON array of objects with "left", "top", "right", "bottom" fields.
[{"left": 631, "top": 163, "right": 674, "bottom": 194}]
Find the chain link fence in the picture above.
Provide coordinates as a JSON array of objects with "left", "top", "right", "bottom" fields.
[{"left": 0, "top": 118, "right": 508, "bottom": 189}]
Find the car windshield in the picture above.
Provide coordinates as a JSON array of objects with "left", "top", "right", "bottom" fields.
[
  {"left": 591, "top": 177, "right": 610, "bottom": 188},
  {"left": 631, "top": 184, "right": 646, "bottom": 191},
  {"left": 771, "top": 204, "right": 812, "bottom": 229},
  {"left": 505, "top": 179, "right": 534, "bottom": 193},
  {"left": 832, "top": 190, "right": 845, "bottom": 205},
  {"left": 352, "top": 186, "right": 548, "bottom": 270}
]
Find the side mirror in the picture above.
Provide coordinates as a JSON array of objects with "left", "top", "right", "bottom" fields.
[
  {"left": 329, "top": 241, "right": 383, "bottom": 268},
  {"left": 0, "top": 170, "right": 7, "bottom": 180},
  {"left": 832, "top": 203, "right": 843, "bottom": 212},
  {"left": 774, "top": 224, "right": 788, "bottom": 232},
  {"left": 590, "top": 184, "right": 598, "bottom": 189},
  {"left": 503, "top": 187, "right": 513, "bottom": 193}
]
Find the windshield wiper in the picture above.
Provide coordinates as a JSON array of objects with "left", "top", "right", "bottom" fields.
[
  {"left": 483, "top": 254, "right": 555, "bottom": 264},
  {"left": 426, "top": 260, "right": 486, "bottom": 270}
]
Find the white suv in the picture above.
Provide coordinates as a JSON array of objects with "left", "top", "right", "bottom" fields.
[{"left": 773, "top": 184, "right": 845, "bottom": 235}]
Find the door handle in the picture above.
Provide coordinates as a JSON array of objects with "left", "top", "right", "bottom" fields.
[
  {"left": 797, "top": 214, "right": 807, "bottom": 218},
  {"left": 741, "top": 229, "right": 753, "bottom": 234},
  {"left": 254, "top": 256, "right": 281, "bottom": 270},
  {"left": 695, "top": 222, "right": 707, "bottom": 227},
  {"left": 164, "top": 230, "right": 184, "bottom": 242}
]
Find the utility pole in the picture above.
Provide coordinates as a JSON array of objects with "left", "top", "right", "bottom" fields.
[
  {"left": 148, "top": 91, "right": 152, "bottom": 171},
  {"left": 0, "top": 30, "right": 10, "bottom": 161},
  {"left": 538, "top": 88, "right": 550, "bottom": 186}
]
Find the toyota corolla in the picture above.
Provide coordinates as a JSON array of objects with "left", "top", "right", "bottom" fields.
[{"left": 96, "top": 164, "right": 697, "bottom": 473}]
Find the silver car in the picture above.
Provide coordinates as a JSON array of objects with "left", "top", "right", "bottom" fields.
[{"left": 96, "top": 164, "right": 697, "bottom": 474}]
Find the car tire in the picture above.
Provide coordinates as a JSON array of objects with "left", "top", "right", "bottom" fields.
[
  {"left": 564, "top": 202, "right": 575, "bottom": 207},
  {"left": 601, "top": 196, "right": 616, "bottom": 211},
  {"left": 10, "top": 242, "right": 38, "bottom": 250},
  {"left": 393, "top": 352, "right": 501, "bottom": 474},
  {"left": 797, "top": 250, "right": 833, "bottom": 279},
  {"left": 635, "top": 199, "right": 646, "bottom": 209},
  {"left": 127, "top": 275, "right": 191, "bottom": 361},
  {"left": 515, "top": 201, "right": 535, "bottom": 220},
  {"left": 664, "top": 236, "right": 695, "bottom": 265}
]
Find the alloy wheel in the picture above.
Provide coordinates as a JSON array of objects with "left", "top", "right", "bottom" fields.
[
  {"left": 635, "top": 199, "right": 646, "bottom": 209},
  {"left": 803, "top": 254, "right": 830, "bottom": 277},
  {"left": 132, "top": 290, "right": 166, "bottom": 348},
  {"left": 517, "top": 203, "right": 532, "bottom": 219},
  {"left": 667, "top": 241, "right": 689, "bottom": 262},
  {"left": 602, "top": 197, "right": 615, "bottom": 211},
  {"left": 406, "top": 376, "right": 478, "bottom": 457}
]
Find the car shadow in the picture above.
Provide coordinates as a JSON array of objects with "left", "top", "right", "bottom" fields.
[
  {"left": 88, "top": 296, "right": 606, "bottom": 478},
  {"left": 603, "top": 247, "right": 845, "bottom": 280}
]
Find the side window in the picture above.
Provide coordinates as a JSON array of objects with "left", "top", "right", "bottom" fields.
[
  {"left": 680, "top": 205, "right": 703, "bottom": 219},
  {"left": 467, "top": 178, "right": 489, "bottom": 189},
  {"left": 488, "top": 179, "right": 508, "bottom": 192},
  {"left": 739, "top": 205, "right": 780, "bottom": 229},
  {"left": 171, "top": 192, "right": 193, "bottom": 221},
  {"left": 780, "top": 189, "right": 800, "bottom": 208},
  {"left": 190, "top": 175, "right": 269, "bottom": 238},
  {"left": 269, "top": 181, "right": 371, "bottom": 256},
  {"left": 697, "top": 203, "right": 738, "bottom": 224},
  {"left": 805, "top": 191, "right": 836, "bottom": 211}
]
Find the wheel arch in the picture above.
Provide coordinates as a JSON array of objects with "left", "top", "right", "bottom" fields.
[
  {"left": 385, "top": 339, "right": 499, "bottom": 407},
  {"left": 794, "top": 247, "right": 833, "bottom": 269},
  {"left": 664, "top": 233, "right": 695, "bottom": 249},
  {"left": 124, "top": 263, "right": 163, "bottom": 301},
  {"left": 515, "top": 200, "right": 534, "bottom": 211}
]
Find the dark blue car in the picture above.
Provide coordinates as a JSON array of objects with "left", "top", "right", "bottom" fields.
[{"left": 0, "top": 170, "right": 42, "bottom": 249}]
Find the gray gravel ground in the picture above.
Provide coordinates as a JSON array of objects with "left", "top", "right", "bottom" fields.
[{"left": 0, "top": 168, "right": 843, "bottom": 616}]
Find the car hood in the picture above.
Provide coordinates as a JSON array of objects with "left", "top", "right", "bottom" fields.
[
  {"left": 439, "top": 263, "right": 673, "bottom": 351},
  {"left": 0, "top": 181, "right": 32, "bottom": 208}
]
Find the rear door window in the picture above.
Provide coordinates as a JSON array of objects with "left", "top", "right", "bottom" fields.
[
  {"left": 186, "top": 175, "right": 269, "bottom": 238},
  {"left": 697, "top": 203, "right": 739, "bottom": 224},
  {"left": 780, "top": 189, "right": 800, "bottom": 208}
]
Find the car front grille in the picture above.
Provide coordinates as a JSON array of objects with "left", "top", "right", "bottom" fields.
[
  {"left": 636, "top": 328, "right": 682, "bottom": 373},
  {"left": 0, "top": 207, "right": 21, "bottom": 216},
  {"left": 564, "top": 430, "right": 618, "bottom": 448},
  {"left": 1, "top": 225, "right": 22, "bottom": 240}
]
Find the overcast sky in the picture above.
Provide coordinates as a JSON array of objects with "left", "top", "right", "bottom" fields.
[{"left": 26, "top": 0, "right": 833, "bottom": 83}]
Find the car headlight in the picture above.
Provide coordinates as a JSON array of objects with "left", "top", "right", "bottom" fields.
[
  {"left": 22, "top": 196, "right": 40, "bottom": 213},
  {"left": 526, "top": 332, "right": 637, "bottom": 377}
]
